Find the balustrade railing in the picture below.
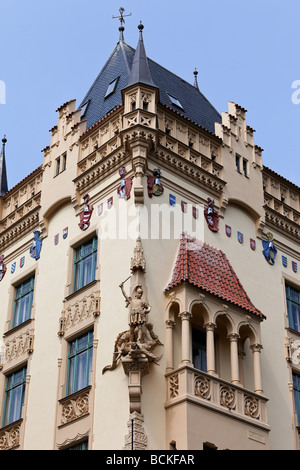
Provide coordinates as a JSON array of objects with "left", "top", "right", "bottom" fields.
[{"left": 166, "top": 365, "right": 268, "bottom": 425}]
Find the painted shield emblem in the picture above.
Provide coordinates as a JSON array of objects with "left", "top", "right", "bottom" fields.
[
  {"left": 181, "top": 201, "right": 187, "bottom": 213},
  {"left": 192, "top": 206, "right": 199, "bottom": 219},
  {"left": 107, "top": 197, "right": 113, "bottom": 209},
  {"left": 54, "top": 234, "right": 59, "bottom": 246},
  {"left": 282, "top": 256, "right": 288, "bottom": 268},
  {"left": 63, "top": 227, "right": 68, "bottom": 239},
  {"left": 20, "top": 256, "right": 25, "bottom": 268},
  {"left": 98, "top": 203, "right": 103, "bottom": 216},
  {"left": 250, "top": 239, "right": 256, "bottom": 251},
  {"left": 225, "top": 225, "right": 232, "bottom": 237},
  {"left": 11, "top": 262, "right": 16, "bottom": 274},
  {"left": 237, "top": 232, "right": 244, "bottom": 244},
  {"left": 169, "top": 194, "right": 176, "bottom": 206},
  {"left": 292, "top": 261, "right": 298, "bottom": 273}
]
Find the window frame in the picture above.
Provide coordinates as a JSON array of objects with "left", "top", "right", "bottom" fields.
[
  {"left": 12, "top": 275, "right": 35, "bottom": 329},
  {"left": 72, "top": 236, "right": 98, "bottom": 293},
  {"left": 286, "top": 284, "right": 300, "bottom": 332},
  {"left": 293, "top": 372, "right": 300, "bottom": 427},
  {"left": 192, "top": 328, "right": 207, "bottom": 372},
  {"left": 166, "top": 93, "right": 184, "bottom": 110},
  {"left": 66, "top": 331, "right": 94, "bottom": 396},
  {"left": 2, "top": 366, "right": 27, "bottom": 427},
  {"left": 104, "top": 77, "right": 119, "bottom": 99}
]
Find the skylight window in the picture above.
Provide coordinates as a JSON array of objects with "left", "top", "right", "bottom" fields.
[
  {"left": 105, "top": 77, "right": 119, "bottom": 98},
  {"left": 167, "top": 93, "right": 184, "bottom": 110},
  {"left": 80, "top": 100, "right": 90, "bottom": 117}
]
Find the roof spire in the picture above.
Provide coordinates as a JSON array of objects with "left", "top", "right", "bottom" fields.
[
  {"left": 112, "top": 7, "right": 132, "bottom": 42},
  {"left": 126, "top": 22, "right": 155, "bottom": 88},
  {"left": 193, "top": 68, "right": 199, "bottom": 90},
  {"left": 0, "top": 135, "right": 8, "bottom": 196}
]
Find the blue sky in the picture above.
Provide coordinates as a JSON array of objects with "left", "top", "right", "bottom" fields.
[{"left": 0, "top": 0, "right": 299, "bottom": 189}]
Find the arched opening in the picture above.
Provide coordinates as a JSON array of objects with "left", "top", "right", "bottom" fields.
[
  {"left": 190, "top": 303, "right": 210, "bottom": 372},
  {"left": 215, "top": 313, "right": 234, "bottom": 382}
]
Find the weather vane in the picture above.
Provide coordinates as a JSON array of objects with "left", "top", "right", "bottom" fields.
[{"left": 112, "top": 7, "right": 132, "bottom": 26}]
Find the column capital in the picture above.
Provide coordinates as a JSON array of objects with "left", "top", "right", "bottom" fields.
[
  {"left": 178, "top": 311, "right": 192, "bottom": 321},
  {"left": 227, "top": 333, "right": 240, "bottom": 342},
  {"left": 250, "top": 343, "right": 263, "bottom": 353},
  {"left": 203, "top": 321, "right": 216, "bottom": 331},
  {"left": 166, "top": 319, "right": 176, "bottom": 328}
]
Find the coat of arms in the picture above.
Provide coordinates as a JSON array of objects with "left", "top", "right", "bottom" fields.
[
  {"left": 262, "top": 232, "right": 277, "bottom": 265},
  {"left": 0, "top": 255, "right": 7, "bottom": 281},
  {"left": 78, "top": 194, "right": 94, "bottom": 231},
  {"left": 30, "top": 231, "right": 43, "bottom": 261},
  {"left": 204, "top": 198, "right": 219, "bottom": 232},
  {"left": 117, "top": 166, "right": 133, "bottom": 200},
  {"left": 147, "top": 168, "right": 164, "bottom": 198},
  {"left": 225, "top": 225, "right": 232, "bottom": 237}
]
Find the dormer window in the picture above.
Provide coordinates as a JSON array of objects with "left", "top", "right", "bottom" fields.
[
  {"left": 105, "top": 77, "right": 119, "bottom": 98},
  {"left": 167, "top": 93, "right": 184, "bottom": 110},
  {"left": 80, "top": 100, "right": 90, "bottom": 118}
]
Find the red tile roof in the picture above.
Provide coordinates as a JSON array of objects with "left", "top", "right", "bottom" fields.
[{"left": 165, "top": 233, "right": 265, "bottom": 319}]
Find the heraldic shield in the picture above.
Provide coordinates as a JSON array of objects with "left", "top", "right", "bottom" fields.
[{"left": 204, "top": 198, "right": 219, "bottom": 232}]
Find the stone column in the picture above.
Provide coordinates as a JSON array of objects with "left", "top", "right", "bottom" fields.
[
  {"left": 250, "top": 343, "right": 263, "bottom": 394},
  {"left": 204, "top": 322, "right": 216, "bottom": 375},
  {"left": 228, "top": 333, "right": 240, "bottom": 385},
  {"left": 179, "top": 311, "right": 192, "bottom": 364},
  {"left": 165, "top": 319, "right": 176, "bottom": 372}
]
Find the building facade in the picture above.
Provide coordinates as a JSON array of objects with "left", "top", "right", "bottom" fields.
[{"left": 0, "top": 19, "right": 299, "bottom": 450}]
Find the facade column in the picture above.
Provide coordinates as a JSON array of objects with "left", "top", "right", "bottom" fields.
[
  {"left": 228, "top": 333, "right": 240, "bottom": 385},
  {"left": 204, "top": 322, "right": 216, "bottom": 375},
  {"left": 250, "top": 343, "right": 263, "bottom": 394},
  {"left": 165, "top": 319, "right": 176, "bottom": 372},
  {"left": 179, "top": 311, "right": 192, "bottom": 364}
]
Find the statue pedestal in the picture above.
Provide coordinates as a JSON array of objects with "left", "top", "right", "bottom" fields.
[{"left": 122, "top": 356, "right": 149, "bottom": 413}]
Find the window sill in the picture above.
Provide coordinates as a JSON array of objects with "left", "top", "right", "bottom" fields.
[
  {"left": 65, "top": 279, "right": 98, "bottom": 302},
  {"left": 3, "top": 318, "right": 33, "bottom": 338}
]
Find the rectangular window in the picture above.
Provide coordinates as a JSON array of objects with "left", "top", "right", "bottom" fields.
[
  {"left": 68, "top": 440, "right": 88, "bottom": 450},
  {"left": 55, "top": 152, "right": 67, "bottom": 176},
  {"left": 73, "top": 237, "right": 97, "bottom": 292},
  {"left": 67, "top": 331, "right": 94, "bottom": 396},
  {"left": 286, "top": 284, "right": 300, "bottom": 332},
  {"left": 2, "top": 366, "right": 27, "bottom": 427},
  {"left": 12, "top": 276, "right": 35, "bottom": 328},
  {"left": 242, "top": 158, "right": 248, "bottom": 177},
  {"left": 192, "top": 329, "right": 207, "bottom": 372},
  {"left": 235, "top": 154, "right": 241, "bottom": 173},
  {"left": 293, "top": 372, "right": 300, "bottom": 426}
]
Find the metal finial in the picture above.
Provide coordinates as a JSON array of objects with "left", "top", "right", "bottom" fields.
[
  {"left": 193, "top": 68, "right": 199, "bottom": 90},
  {"left": 2, "top": 135, "right": 7, "bottom": 145},
  {"left": 112, "top": 7, "right": 132, "bottom": 41}
]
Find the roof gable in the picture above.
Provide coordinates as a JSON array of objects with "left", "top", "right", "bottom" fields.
[{"left": 165, "top": 233, "right": 265, "bottom": 319}]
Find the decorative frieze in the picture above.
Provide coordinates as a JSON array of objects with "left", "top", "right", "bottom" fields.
[
  {"left": 59, "top": 387, "right": 90, "bottom": 425},
  {"left": 0, "top": 420, "right": 22, "bottom": 450},
  {"left": 2, "top": 328, "right": 34, "bottom": 365},
  {"left": 59, "top": 290, "right": 100, "bottom": 336}
]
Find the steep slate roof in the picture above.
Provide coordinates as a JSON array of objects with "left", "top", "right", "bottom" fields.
[
  {"left": 79, "top": 33, "right": 221, "bottom": 134},
  {"left": 165, "top": 233, "right": 265, "bottom": 319}
]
